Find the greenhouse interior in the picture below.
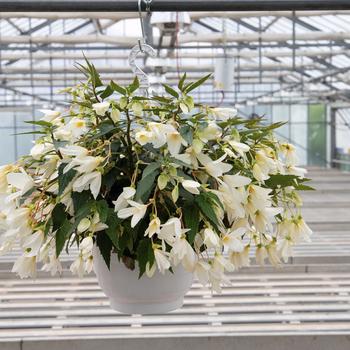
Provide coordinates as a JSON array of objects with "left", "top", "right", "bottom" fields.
[{"left": 0, "top": 1, "right": 350, "bottom": 349}]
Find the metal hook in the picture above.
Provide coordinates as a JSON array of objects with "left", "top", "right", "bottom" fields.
[
  {"left": 138, "top": 0, "right": 152, "bottom": 45},
  {"left": 129, "top": 0, "right": 155, "bottom": 95}
]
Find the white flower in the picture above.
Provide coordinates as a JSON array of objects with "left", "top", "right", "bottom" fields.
[
  {"left": 145, "top": 217, "right": 161, "bottom": 237},
  {"left": 39, "top": 109, "right": 61, "bottom": 122},
  {"left": 197, "top": 153, "right": 232, "bottom": 178},
  {"left": 203, "top": 228, "right": 220, "bottom": 248},
  {"left": 149, "top": 122, "right": 172, "bottom": 148},
  {"left": 110, "top": 108, "right": 121, "bottom": 123},
  {"left": 117, "top": 200, "right": 147, "bottom": 228},
  {"left": 230, "top": 245, "right": 250, "bottom": 269},
  {"left": 223, "top": 173, "right": 251, "bottom": 188},
  {"left": 255, "top": 246, "right": 268, "bottom": 265},
  {"left": 211, "top": 107, "right": 237, "bottom": 121},
  {"left": 85, "top": 256, "right": 94, "bottom": 274},
  {"left": 92, "top": 101, "right": 110, "bottom": 116},
  {"left": 158, "top": 217, "right": 182, "bottom": 245},
  {"left": 166, "top": 131, "right": 187, "bottom": 156},
  {"left": 280, "top": 143, "right": 298, "bottom": 166},
  {"left": 77, "top": 218, "right": 91, "bottom": 233},
  {"left": 212, "top": 253, "right": 235, "bottom": 276},
  {"left": 23, "top": 230, "right": 45, "bottom": 257},
  {"left": 12, "top": 256, "right": 36, "bottom": 278},
  {"left": 60, "top": 145, "right": 89, "bottom": 158},
  {"left": 7, "top": 170, "right": 34, "bottom": 196},
  {"left": 285, "top": 165, "right": 307, "bottom": 178},
  {"left": 154, "top": 248, "right": 171, "bottom": 274},
  {"left": 288, "top": 216, "right": 313, "bottom": 243},
  {"left": 67, "top": 117, "right": 89, "bottom": 139},
  {"left": 89, "top": 212, "right": 108, "bottom": 233},
  {"left": 222, "top": 227, "right": 245, "bottom": 252},
  {"left": 181, "top": 179, "right": 201, "bottom": 195},
  {"left": 145, "top": 261, "right": 156, "bottom": 277},
  {"left": 30, "top": 142, "right": 54, "bottom": 160},
  {"left": 135, "top": 130, "right": 154, "bottom": 145},
  {"left": 171, "top": 237, "right": 196, "bottom": 272},
  {"left": 41, "top": 254, "right": 63, "bottom": 276},
  {"left": 113, "top": 187, "right": 136, "bottom": 212},
  {"left": 228, "top": 140, "right": 250, "bottom": 158},
  {"left": 198, "top": 121, "right": 222, "bottom": 142},
  {"left": 64, "top": 155, "right": 104, "bottom": 174},
  {"left": 72, "top": 171, "right": 101, "bottom": 199},
  {"left": 70, "top": 255, "right": 85, "bottom": 278},
  {"left": 277, "top": 236, "right": 294, "bottom": 262},
  {"left": 194, "top": 260, "right": 211, "bottom": 286},
  {"left": 80, "top": 236, "right": 93, "bottom": 259}
]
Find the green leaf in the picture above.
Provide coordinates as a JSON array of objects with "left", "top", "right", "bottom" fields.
[
  {"left": 52, "top": 203, "right": 67, "bottom": 232},
  {"left": 162, "top": 83, "right": 179, "bottom": 98},
  {"left": 105, "top": 208, "right": 121, "bottom": 248},
  {"left": 56, "top": 219, "right": 73, "bottom": 257},
  {"left": 99, "top": 85, "right": 114, "bottom": 99},
  {"left": 12, "top": 130, "right": 46, "bottom": 136},
  {"left": 137, "top": 238, "right": 154, "bottom": 278},
  {"left": 141, "top": 162, "right": 160, "bottom": 179},
  {"left": 294, "top": 183, "right": 315, "bottom": 191},
  {"left": 183, "top": 202, "right": 200, "bottom": 244},
  {"left": 24, "top": 120, "right": 52, "bottom": 128},
  {"left": 179, "top": 125, "right": 193, "bottom": 144},
  {"left": 178, "top": 73, "right": 187, "bottom": 91},
  {"left": 102, "top": 167, "right": 119, "bottom": 191},
  {"left": 96, "top": 231, "right": 113, "bottom": 269},
  {"left": 135, "top": 165, "right": 160, "bottom": 202},
  {"left": 110, "top": 80, "right": 127, "bottom": 95},
  {"left": 128, "top": 76, "right": 139, "bottom": 94},
  {"left": 184, "top": 74, "right": 211, "bottom": 93},
  {"left": 151, "top": 95, "right": 172, "bottom": 103},
  {"left": 90, "top": 121, "right": 118, "bottom": 139},
  {"left": 83, "top": 56, "right": 103, "bottom": 88},
  {"left": 96, "top": 200, "right": 109, "bottom": 223},
  {"left": 265, "top": 174, "right": 310, "bottom": 189},
  {"left": 72, "top": 191, "right": 92, "bottom": 215},
  {"left": 195, "top": 192, "right": 220, "bottom": 231},
  {"left": 58, "top": 163, "right": 77, "bottom": 196}
]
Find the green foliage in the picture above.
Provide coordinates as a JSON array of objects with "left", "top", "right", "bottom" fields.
[
  {"left": 58, "top": 163, "right": 77, "bottom": 196},
  {"left": 135, "top": 163, "right": 160, "bottom": 202},
  {"left": 183, "top": 203, "right": 200, "bottom": 244},
  {"left": 195, "top": 192, "right": 220, "bottom": 232},
  {"left": 96, "top": 230, "right": 113, "bottom": 269},
  {"left": 137, "top": 239, "right": 154, "bottom": 278},
  {"left": 110, "top": 80, "right": 127, "bottom": 95}
]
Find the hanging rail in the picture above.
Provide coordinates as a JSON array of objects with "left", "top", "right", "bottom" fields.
[{"left": 1, "top": 0, "right": 350, "bottom": 12}]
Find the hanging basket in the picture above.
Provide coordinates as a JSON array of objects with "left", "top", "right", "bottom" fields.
[{"left": 93, "top": 246, "right": 194, "bottom": 314}]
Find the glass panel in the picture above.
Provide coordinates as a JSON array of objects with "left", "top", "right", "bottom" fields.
[
  {"left": 290, "top": 105, "right": 308, "bottom": 166},
  {"left": 0, "top": 128, "right": 16, "bottom": 165},
  {"left": 308, "top": 104, "right": 327, "bottom": 166},
  {"left": 272, "top": 105, "right": 290, "bottom": 140},
  {"left": 16, "top": 128, "right": 35, "bottom": 158}
]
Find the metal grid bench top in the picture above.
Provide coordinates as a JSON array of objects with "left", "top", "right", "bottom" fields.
[{"left": 0, "top": 271, "right": 350, "bottom": 341}]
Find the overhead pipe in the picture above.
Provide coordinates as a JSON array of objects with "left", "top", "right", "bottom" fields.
[
  {"left": 1, "top": 10, "right": 350, "bottom": 19},
  {"left": 2, "top": 31, "right": 350, "bottom": 46},
  {"left": 0, "top": 0, "right": 350, "bottom": 12},
  {"left": 0, "top": 63, "right": 321, "bottom": 75},
  {"left": 0, "top": 47, "right": 345, "bottom": 61}
]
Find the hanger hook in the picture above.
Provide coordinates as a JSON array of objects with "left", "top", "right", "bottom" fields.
[{"left": 138, "top": 0, "right": 152, "bottom": 46}]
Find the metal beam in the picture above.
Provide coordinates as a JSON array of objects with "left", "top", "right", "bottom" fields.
[{"left": 1, "top": 0, "right": 350, "bottom": 12}]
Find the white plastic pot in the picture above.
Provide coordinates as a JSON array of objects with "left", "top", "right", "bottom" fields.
[{"left": 93, "top": 246, "right": 194, "bottom": 314}]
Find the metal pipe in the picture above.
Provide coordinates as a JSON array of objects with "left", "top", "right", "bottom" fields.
[
  {"left": 1, "top": 10, "right": 350, "bottom": 19},
  {"left": 1, "top": 0, "right": 350, "bottom": 12}
]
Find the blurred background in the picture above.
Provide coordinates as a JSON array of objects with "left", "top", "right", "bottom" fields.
[{"left": 0, "top": 10, "right": 350, "bottom": 169}]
